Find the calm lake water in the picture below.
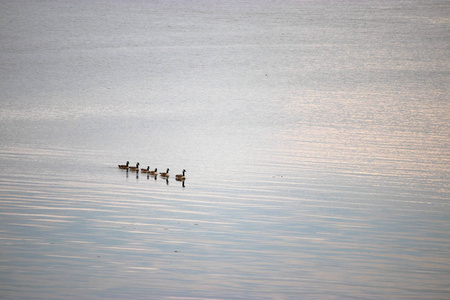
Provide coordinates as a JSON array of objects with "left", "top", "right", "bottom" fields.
[{"left": 0, "top": 0, "right": 449, "bottom": 299}]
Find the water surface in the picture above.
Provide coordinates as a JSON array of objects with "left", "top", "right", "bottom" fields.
[{"left": 0, "top": 1, "right": 449, "bottom": 299}]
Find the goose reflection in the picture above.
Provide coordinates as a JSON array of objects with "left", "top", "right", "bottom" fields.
[
  {"left": 175, "top": 176, "right": 186, "bottom": 188},
  {"left": 147, "top": 174, "right": 157, "bottom": 180}
]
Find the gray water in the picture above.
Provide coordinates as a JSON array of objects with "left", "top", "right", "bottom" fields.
[{"left": 0, "top": 0, "right": 449, "bottom": 299}]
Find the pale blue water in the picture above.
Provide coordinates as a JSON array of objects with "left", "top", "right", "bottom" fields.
[{"left": 0, "top": 0, "right": 449, "bottom": 299}]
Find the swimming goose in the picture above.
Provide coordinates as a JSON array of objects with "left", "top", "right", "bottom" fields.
[
  {"left": 118, "top": 161, "right": 129, "bottom": 169},
  {"left": 129, "top": 162, "right": 140, "bottom": 171},
  {"left": 159, "top": 168, "right": 169, "bottom": 177},
  {"left": 141, "top": 166, "right": 150, "bottom": 173},
  {"left": 175, "top": 169, "right": 186, "bottom": 180},
  {"left": 149, "top": 168, "right": 158, "bottom": 175}
]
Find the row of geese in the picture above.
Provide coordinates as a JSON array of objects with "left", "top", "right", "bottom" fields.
[{"left": 118, "top": 161, "right": 186, "bottom": 180}]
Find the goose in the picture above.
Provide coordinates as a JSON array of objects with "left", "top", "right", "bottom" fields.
[
  {"left": 148, "top": 168, "right": 158, "bottom": 175},
  {"left": 129, "top": 162, "right": 140, "bottom": 171},
  {"left": 175, "top": 169, "right": 186, "bottom": 180},
  {"left": 118, "top": 161, "right": 129, "bottom": 169},
  {"left": 159, "top": 168, "right": 170, "bottom": 177},
  {"left": 141, "top": 166, "right": 150, "bottom": 173}
]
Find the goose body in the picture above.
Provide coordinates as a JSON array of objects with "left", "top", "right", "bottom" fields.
[
  {"left": 149, "top": 168, "right": 158, "bottom": 175},
  {"left": 175, "top": 169, "right": 186, "bottom": 180},
  {"left": 159, "top": 168, "right": 170, "bottom": 177},
  {"left": 141, "top": 166, "right": 150, "bottom": 173},
  {"left": 129, "top": 162, "right": 140, "bottom": 171},
  {"left": 118, "top": 161, "right": 129, "bottom": 169}
]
